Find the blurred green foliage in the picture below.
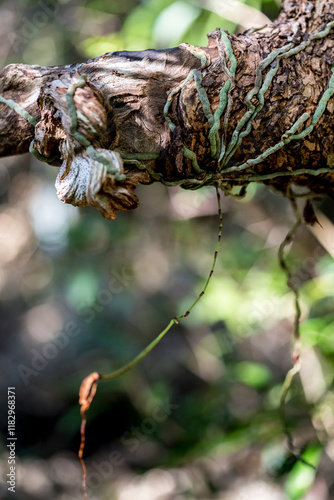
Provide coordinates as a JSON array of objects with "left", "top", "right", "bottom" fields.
[
  {"left": 284, "top": 445, "right": 323, "bottom": 500},
  {"left": 1, "top": 0, "right": 281, "bottom": 66},
  {"left": 1, "top": 1, "right": 334, "bottom": 499}
]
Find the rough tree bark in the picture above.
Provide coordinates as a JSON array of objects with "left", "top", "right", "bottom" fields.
[{"left": 0, "top": 0, "right": 333, "bottom": 219}]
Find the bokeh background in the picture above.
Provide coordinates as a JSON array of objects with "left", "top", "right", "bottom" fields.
[{"left": 1, "top": 1, "right": 334, "bottom": 499}]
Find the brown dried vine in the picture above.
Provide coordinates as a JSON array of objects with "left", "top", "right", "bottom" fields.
[{"left": 78, "top": 372, "right": 100, "bottom": 500}]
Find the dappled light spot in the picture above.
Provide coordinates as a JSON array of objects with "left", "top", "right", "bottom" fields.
[
  {"left": 0, "top": 208, "right": 32, "bottom": 264},
  {"left": 133, "top": 246, "right": 170, "bottom": 292},
  {"left": 20, "top": 255, "right": 54, "bottom": 295},
  {"left": 19, "top": 459, "right": 53, "bottom": 497},
  {"left": 119, "top": 468, "right": 175, "bottom": 500},
  {"left": 29, "top": 182, "right": 78, "bottom": 250},
  {"left": 24, "top": 302, "right": 63, "bottom": 343}
]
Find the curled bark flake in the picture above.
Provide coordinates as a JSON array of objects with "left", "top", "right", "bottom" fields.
[{"left": 31, "top": 73, "right": 148, "bottom": 219}]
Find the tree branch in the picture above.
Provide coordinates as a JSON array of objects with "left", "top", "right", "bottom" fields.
[{"left": 0, "top": 0, "right": 334, "bottom": 219}]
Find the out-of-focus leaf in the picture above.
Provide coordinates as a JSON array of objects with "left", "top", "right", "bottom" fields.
[
  {"left": 153, "top": 1, "right": 200, "bottom": 48},
  {"left": 66, "top": 270, "right": 99, "bottom": 308},
  {"left": 284, "top": 444, "right": 322, "bottom": 500},
  {"left": 234, "top": 361, "right": 272, "bottom": 388}
]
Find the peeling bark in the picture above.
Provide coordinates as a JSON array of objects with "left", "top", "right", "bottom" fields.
[{"left": 0, "top": 0, "right": 333, "bottom": 219}]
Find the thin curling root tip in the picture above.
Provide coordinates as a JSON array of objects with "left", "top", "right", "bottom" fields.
[{"left": 78, "top": 371, "right": 100, "bottom": 500}]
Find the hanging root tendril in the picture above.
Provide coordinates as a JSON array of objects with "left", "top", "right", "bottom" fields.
[
  {"left": 77, "top": 185, "right": 223, "bottom": 498},
  {"left": 278, "top": 197, "right": 302, "bottom": 351},
  {"left": 78, "top": 371, "right": 100, "bottom": 500},
  {"left": 277, "top": 195, "right": 315, "bottom": 469}
]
